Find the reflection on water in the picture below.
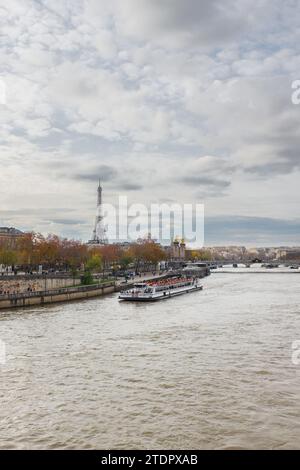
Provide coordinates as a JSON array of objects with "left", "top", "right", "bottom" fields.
[{"left": 0, "top": 273, "right": 299, "bottom": 449}]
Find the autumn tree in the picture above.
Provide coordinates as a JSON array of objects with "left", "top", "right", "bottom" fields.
[
  {"left": 21, "top": 233, "right": 42, "bottom": 266},
  {"left": 35, "top": 234, "right": 61, "bottom": 266},
  {"left": 0, "top": 248, "right": 18, "bottom": 267},
  {"left": 86, "top": 254, "right": 102, "bottom": 272},
  {"left": 61, "top": 238, "right": 89, "bottom": 271},
  {"left": 186, "top": 249, "right": 212, "bottom": 261},
  {"left": 99, "top": 244, "right": 121, "bottom": 270},
  {"left": 119, "top": 253, "right": 134, "bottom": 270},
  {"left": 130, "top": 239, "right": 166, "bottom": 272}
]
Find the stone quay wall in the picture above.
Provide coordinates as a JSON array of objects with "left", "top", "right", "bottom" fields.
[
  {"left": 0, "top": 275, "right": 81, "bottom": 296},
  {"left": 0, "top": 282, "right": 115, "bottom": 310}
]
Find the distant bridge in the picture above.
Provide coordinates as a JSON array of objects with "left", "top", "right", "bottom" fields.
[{"left": 200, "top": 260, "right": 300, "bottom": 268}]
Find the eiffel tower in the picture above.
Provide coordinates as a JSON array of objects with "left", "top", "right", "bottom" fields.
[{"left": 88, "top": 180, "right": 108, "bottom": 245}]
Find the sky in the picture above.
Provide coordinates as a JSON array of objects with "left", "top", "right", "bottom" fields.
[{"left": 0, "top": 0, "right": 300, "bottom": 246}]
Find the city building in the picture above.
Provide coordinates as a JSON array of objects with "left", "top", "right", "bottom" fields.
[
  {"left": 0, "top": 227, "right": 24, "bottom": 248},
  {"left": 280, "top": 249, "right": 300, "bottom": 263},
  {"left": 163, "top": 237, "right": 186, "bottom": 261}
]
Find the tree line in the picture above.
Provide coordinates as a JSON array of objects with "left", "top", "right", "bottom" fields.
[{"left": 0, "top": 232, "right": 167, "bottom": 274}]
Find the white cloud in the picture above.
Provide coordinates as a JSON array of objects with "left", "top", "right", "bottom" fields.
[{"left": 0, "top": 0, "right": 300, "bottom": 243}]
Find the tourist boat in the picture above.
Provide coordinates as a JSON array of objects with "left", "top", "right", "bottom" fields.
[{"left": 118, "top": 276, "right": 203, "bottom": 301}]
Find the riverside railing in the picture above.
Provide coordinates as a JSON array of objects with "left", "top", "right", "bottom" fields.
[
  {"left": 0, "top": 272, "right": 82, "bottom": 280},
  {"left": 0, "top": 281, "right": 115, "bottom": 301}
]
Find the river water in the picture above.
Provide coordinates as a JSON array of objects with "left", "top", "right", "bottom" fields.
[{"left": 0, "top": 272, "right": 299, "bottom": 449}]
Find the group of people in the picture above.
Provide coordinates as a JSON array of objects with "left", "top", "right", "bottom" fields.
[{"left": 147, "top": 276, "right": 192, "bottom": 287}]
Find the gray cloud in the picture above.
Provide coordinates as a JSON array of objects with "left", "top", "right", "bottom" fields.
[
  {"left": 113, "top": 0, "right": 253, "bottom": 49},
  {"left": 114, "top": 182, "right": 143, "bottom": 191},
  {"left": 49, "top": 218, "right": 85, "bottom": 225},
  {"left": 0, "top": 208, "right": 74, "bottom": 216},
  {"left": 205, "top": 216, "right": 300, "bottom": 246},
  {"left": 181, "top": 176, "right": 231, "bottom": 189},
  {"left": 72, "top": 165, "right": 118, "bottom": 182}
]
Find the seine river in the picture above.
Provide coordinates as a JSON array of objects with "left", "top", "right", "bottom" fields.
[{"left": 0, "top": 271, "right": 299, "bottom": 449}]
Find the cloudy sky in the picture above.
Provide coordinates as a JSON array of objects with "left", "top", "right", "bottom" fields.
[{"left": 0, "top": 0, "right": 300, "bottom": 246}]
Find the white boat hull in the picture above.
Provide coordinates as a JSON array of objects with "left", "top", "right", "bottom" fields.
[{"left": 119, "top": 284, "right": 203, "bottom": 301}]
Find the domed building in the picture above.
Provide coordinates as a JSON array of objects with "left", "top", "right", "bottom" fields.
[{"left": 171, "top": 237, "right": 186, "bottom": 260}]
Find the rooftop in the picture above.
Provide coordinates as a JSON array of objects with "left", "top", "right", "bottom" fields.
[{"left": 0, "top": 227, "right": 23, "bottom": 236}]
